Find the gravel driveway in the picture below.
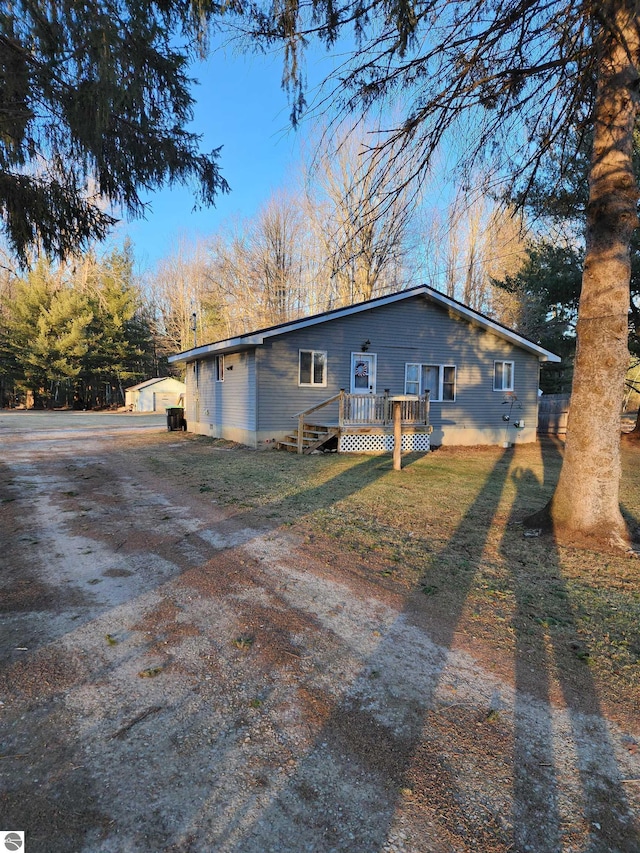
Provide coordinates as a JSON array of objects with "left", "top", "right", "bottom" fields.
[{"left": 0, "top": 411, "right": 638, "bottom": 853}]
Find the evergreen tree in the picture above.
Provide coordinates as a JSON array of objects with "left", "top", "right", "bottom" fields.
[
  {"left": 0, "top": 246, "right": 158, "bottom": 407},
  {"left": 2, "top": 262, "right": 55, "bottom": 406},
  {"left": 2, "top": 260, "right": 93, "bottom": 405},
  {"left": 0, "top": 266, "right": 19, "bottom": 405},
  {"left": 493, "top": 239, "right": 583, "bottom": 393},
  {"left": 498, "top": 129, "right": 640, "bottom": 398},
  {"left": 0, "top": 1, "right": 229, "bottom": 263},
  {"left": 80, "top": 244, "right": 153, "bottom": 405}
]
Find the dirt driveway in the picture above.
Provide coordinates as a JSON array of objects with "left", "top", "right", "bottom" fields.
[{"left": 0, "top": 411, "right": 639, "bottom": 853}]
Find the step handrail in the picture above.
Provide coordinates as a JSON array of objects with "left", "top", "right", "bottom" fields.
[
  {"left": 291, "top": 391, "right": 344, "bottom": 421},
  {"left": 293, "top": 391, "right": 345, "bottom": 453}
]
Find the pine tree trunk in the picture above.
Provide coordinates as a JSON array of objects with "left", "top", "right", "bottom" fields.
[{"left": 539, "top": 5, "right": 640, "bottom": 548}]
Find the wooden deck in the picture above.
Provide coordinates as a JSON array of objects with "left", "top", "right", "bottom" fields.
[{"left": 277, "top": 391, "right": 431, "bottom": 454}]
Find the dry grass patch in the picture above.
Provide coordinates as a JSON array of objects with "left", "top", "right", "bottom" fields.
[{"left": 149, "top": 435, "right": 640, "bottom": 727}]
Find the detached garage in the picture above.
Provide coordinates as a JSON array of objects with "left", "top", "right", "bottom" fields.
[{"left": 124, "top": 377, "right": 186, "bottom": 413}]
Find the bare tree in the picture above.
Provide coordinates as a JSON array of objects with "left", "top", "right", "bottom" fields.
[
  {"left": 207, "top": 191, "right": 321, "bottom": 333},
  {"left": 483, "top": 206, "right": 530, "bottom": 326},
  {"left": 147, "top": 239, "right": 225, "bottom": 354},
  {"left": 304, "top": 125, "right": 415, "bottom": 307},
  {"left": 246, "top": 192, "right": 308, "bottom": 322},
  {"left": 206, "top": 225, "right": 254, "bottom": 336},
  {"left": 422, "top": 189, "right": 528, "bottom": 320}
]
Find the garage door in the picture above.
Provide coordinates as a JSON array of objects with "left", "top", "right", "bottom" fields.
[{"left": 153, "top": 392, "right": 176, "bottom": 411}]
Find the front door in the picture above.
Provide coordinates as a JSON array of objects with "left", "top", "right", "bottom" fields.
[{"left": 350, "top": 353, "right": 377, "bottom": 394}]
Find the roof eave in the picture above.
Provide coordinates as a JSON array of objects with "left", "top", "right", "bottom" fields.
[
  {"left": 167, "top": 289, "right": 431, "bottom": 362},
  {"left": 168, "top": 337, "right": 265, "bottom": 364},
  {"left": 167, "top": 284, "right": 562, "bottom": 364},
  {"left": 424, "top": 290, "right": 561, "bottom": 363}
]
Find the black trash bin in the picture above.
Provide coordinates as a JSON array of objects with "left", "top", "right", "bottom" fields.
[{"left": 166, "top": 407, "right": 185, "bottom": 431}]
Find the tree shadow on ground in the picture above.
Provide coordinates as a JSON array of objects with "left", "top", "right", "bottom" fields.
[
  {"left": 502, "top": 440, "right": 639, "bottom": 852},
  {"left": 3, "top": 438, "right": 638, "bottom": 852},
  {"left": 0, "top": 450, "right": 428, "bottom": 852},
  {"left": 198, "top": 449, "right": 519, "bottom": 852},
  {"left": 204, "top": 441, "right": 638, "bottom": 852},
  {"left": 0, "top": 448, "right": 426, "bottom": 664}
]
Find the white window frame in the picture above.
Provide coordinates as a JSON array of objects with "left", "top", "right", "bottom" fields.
[
  {"left": 298, "top": 349, "right": 327, "bottom": 387},
  {"left": 404, "top": 363, "right": 456, "bottom": 402},
  {"left": 493, "top": 360, "right": 514, "bottom": 392},
  {"left": 350, "top": 352, "right": 377, "bottom": 395},
  {"left": 214, "top": 354, "right": 224, "bottom": 382}
]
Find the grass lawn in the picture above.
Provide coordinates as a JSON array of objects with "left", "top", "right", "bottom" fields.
[{"left": 154, "top": 436, "right": 640, "bottom": 728}]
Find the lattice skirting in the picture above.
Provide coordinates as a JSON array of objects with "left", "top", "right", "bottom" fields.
[{"left": 338, "top": 432, "right": 431, "bottom": 453}]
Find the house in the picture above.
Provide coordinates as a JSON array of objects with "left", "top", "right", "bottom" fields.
[
  {"left": 124, "top": 376, "right": 186, "bottom": 413},
  {"left": 168, "top": 285, "right": 560, "bottom": 451}
]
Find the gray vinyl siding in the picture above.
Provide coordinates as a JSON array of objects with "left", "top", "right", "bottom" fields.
[
  {"left": 184, "top": 363, "right": 197, "bottom": 427},
  {"left": 197, "top": 350, "right": 256, "bottom": 431},
  {"left": 255, "top": 295, "right": 540, "bottom": 437}
]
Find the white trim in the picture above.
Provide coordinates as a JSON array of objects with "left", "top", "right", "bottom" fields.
[
  {"left": 405, "top": 363, "right": 420, "bottom": 396},
  {"left": 214, "top": 354, "right": 224, "bottom": 382},
  {"left": 405, "top": 363, "right": 456, "bottom": 402},
  {"left": 298, "top": 349, "right": 327, "bottom": 387},
  {"left": 493, "top": 360, "right": 515, "bottom": 391},
  {"left": 350, "top": 352, "right": 377, "bottom": 394},
  {"left": 441, "top": 365, "right": 456, "bottom": 401},
  {"left": 168, "top": 285, "right": 562, "bottom": 365}
]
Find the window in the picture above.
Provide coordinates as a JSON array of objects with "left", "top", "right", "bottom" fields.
[
  {"left": 299, "top": 350, "right": 327, "bottom": 386},
  {"left": 442, "top": 366, "right": 456, "bottom": 401},
  {"left": 405, "top": 363, "right": 456, "bottom": 401},
  {"left": 494, "top": 360, "right": 514, "bottom": 391},
  {"left": 405, "top": 363, "right": 420, "bottom": 396},
  {"left": 214, "top": 354, "right": 224, "bottom": 382}
]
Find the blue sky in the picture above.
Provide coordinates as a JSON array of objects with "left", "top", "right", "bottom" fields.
[{"left": 119, "top": 43, "right": 324, "bottom": 271}]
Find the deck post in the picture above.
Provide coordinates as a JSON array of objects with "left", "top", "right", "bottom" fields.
[
  {"left": 338, "top": 389, "right": 345, "bottom": 427},
  {"left": 383, "top": 389, "right": 390, "bottom": 425},
  {"left": 297, "top": 413, "right": 304, "bottom": 454},
  {"left": 393, "top": 400, "right": 402, "bottom": 471}
]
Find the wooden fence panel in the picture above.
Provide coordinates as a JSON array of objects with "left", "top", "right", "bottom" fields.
[{"left": 538, "top": 394, "right": 571, "bottom": 435}]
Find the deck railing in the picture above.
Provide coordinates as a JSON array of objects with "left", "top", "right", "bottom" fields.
[
  {"left": 294, "top": 390, "right": 429, "bottom": 434},
  {"left": 291, "top": 391, "right": 430, "bottom": 453},
  {"left": 342, "top": 392, "right": 429, "bottom": 426}
]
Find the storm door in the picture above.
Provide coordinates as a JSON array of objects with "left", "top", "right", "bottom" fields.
[{"left": 350, "top": 353, "right": 377, "bottom": 395}]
